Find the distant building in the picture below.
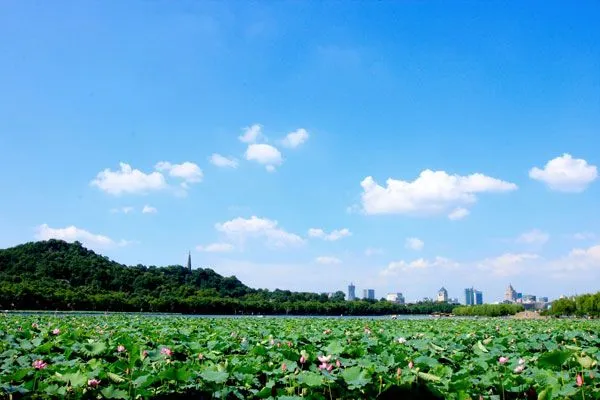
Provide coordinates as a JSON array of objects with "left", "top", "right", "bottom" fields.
[
  {"left": 186, "top": 251, "right": 192, "bottom": 271},
  {"left": 386, "top": 293, "right": 405, "bottom": 304},
  {"left": 539, "top": 296, "right": 549, "bottom": 303},
  {"left": 465, "top": 288, "right": 474, "bottom": 305},
  {"left": 437, "top": 287, "right": 448, "bottom": 302},
  {"left": 348, "top": 283, "right": 356, "bottom": 301},
  {"left": 363, "top": 289, "right": 375, "bottom": 300},
  {"left": 475, "top": 290, "right": 483, "bottom": 305},
  {"left": 465, "top": 287, "right": 483, "bottom": 305},
  {"left": 522, "top": 294, "right": 537, "bottom": 303},
  {"left": 504, "top": 284, "right": 517, "bottom": 302}
]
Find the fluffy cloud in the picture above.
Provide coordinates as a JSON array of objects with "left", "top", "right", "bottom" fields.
[
  {"left": 209, "top": 153, "right": 238, "bottom": 168},
  {"left": 315, "top": 256, "right": 342, "bottom": 265},
  {"left": 405, "top": 237, "right": 424, "bottom": 251},
  {"left": 155, "top": 161, "right": 203, "bottom": 183},
  {"left": 142, "top": 205, "right": 157, "bottom": 214},
  {"left": 35, "top": 224, "right": 131, "bottom": 249},
  {"left": 216, "top": 216, "right": 304, "bottom": 247},
  {"left": 360, "top": 170, "right": 517, "bottom": 217},
  {"left": 381, "top": 257, "right": 457, "bottom": 277},
  {"left": 517, "top": 229, "right": 549, "bottom": 245},
  {"left": 91, "top": 163, "right": 166, "bottom": 195},
  {"left": 281, "top": 128, "right": 309, "bottom": 148},
  {"left": 308, "top": 228, "right": 351, "bottom": 241},
  {"left": 529, "top": 154, "right": 597, "bottom": 192},
  {"left": 239, "top": 124, "right": 262, "bottom": 143},
  {"left": 110, "top": 206, "right": 134, "bottom": 214},
  {"left": 476, "top": 253, "right": 540, "bottom": 277},
  {"left": 448, "top": 207, "right": 470, "bottom": 221},
  {"left": 573, "top": 232, "right": 595, "bottom": 241},
  {"left": 196, "top": 243, "right": 235, "bottom": 253},
  {"left": 245, "top": 144, "right": 283, "bottom": 171}
]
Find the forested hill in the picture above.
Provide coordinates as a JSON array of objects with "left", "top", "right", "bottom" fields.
[{"left": 0, "top": 240, "right": 457, "bottom": 315}]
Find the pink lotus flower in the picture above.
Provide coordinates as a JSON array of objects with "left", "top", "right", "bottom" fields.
[
  {"left": 499, "top": 357, "right": 508, "bottom": 364},
  {"left": 299, "top": 355, "right": 306, "bottom": 364},
  {"left": 397, "top": 337, "right": 407, "bottom": 344},
  {"left": 518, "top": 358, "right": 525, "bottom": 365},
  {"left": 514, "top": 365, "right": 524, "bottom": 373},
  {"left": 31, "top": 323, "right": 39, "bottom": 329},
  {"left": 160, "top": 347, "right": 172, "bottom": 357},
  {"left": 408, "top": 361, "right": 414, "bottom": 369},
  {"left": 198, "top": 353, "right": 204, "bottom": 360},
  {"left": 141, "top": 350, "right": 148, "bottom": 358},
  {"left": 287, "top": 341, "right": 292, "bottom": 347},
  {"left": 323, "top": 329, "right": 331, "bottom": 334},
  {"left": 577, "top": 374, "right": 584, "bottom": 387},
  {"left": 318, "top": 362, "right": 333, "bottom": 371},
  {"left": 117, "top": 345, "right": 125, "bottom": 353},
  {"left": 396, "top": 367, "right": 402, "bottom": 377},
  {"left": 32, "top": 359, "right": 47, "bottom": 370},
  {"left": 364, "top": 328, "right": 372, "bottom": 335},
  {"left": 336, "top": 359, "right": 341, "bottom": 368},
  {"left": 52, "top": 328, "right": 60, "bottom": 335},
  {"left": 318, "top": 355, "right": 331, "bottom": 363},
  {"left": 87, "top": 378, "right": 101, "bottom": 388},
  {"left": 281, "top": 363, "right": 287, "bottom": 372}
]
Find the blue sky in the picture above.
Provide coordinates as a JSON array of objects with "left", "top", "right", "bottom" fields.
[{"left": 1, "top": 1, "right": 599, "bottom": 303}]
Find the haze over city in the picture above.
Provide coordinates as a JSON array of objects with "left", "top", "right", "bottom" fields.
[{"left": 1, "top": 1, "right": 599, "bottom": 302}]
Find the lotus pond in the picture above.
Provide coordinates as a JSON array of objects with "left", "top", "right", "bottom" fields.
[{"left": 1, "top": 315, "right": 599, "bottom": 399}]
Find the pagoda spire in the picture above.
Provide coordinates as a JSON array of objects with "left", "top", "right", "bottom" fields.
[{"left": 187, "top": 251, "right": 192, "bottom": 271}]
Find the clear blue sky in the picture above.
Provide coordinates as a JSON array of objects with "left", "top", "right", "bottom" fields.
[{"left": 1, "top": 1, "right": 599, "bottom": 303}]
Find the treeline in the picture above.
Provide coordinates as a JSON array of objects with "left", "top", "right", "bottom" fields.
[
  {"left": 545, "top": 292, "right": 600, "bottom": 317},
  {"left": 0, "top": 240, "right": 457, "bottom": 315},
  {"left": 453, "top": 304, "right": 524, "bottom": 317}
]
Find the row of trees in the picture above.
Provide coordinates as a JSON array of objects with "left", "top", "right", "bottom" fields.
[
  {"left": 0, "top": 240, "right": 457, "bottom": 315},
  {"left": 453, "top": 304, "right": 524, "bottom": 317},
  {"left": 545, "top": 292, "right": 600, "bottom": 317}
]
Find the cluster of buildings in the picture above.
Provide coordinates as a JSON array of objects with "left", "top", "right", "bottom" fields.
[
  {"left": 464, "top": 287, "right": 484, "bottom": 305},
  {"left": 347, "top": 283, "right": 380, "bottom": 301},
  {"left": 504, "top": 284, "right": 550, "bottom": 310}
]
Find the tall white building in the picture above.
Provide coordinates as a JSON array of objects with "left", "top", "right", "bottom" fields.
[
  {"left": 347, "top": 283, "right": 356, "bottom": 301},
  {"left": 386, "top": 292, "right": 405, "bottom": 304},
  {"left": 437, "top": 287, "right": 448, "bottom": 302},
  {"left": 505, "top": 284, "right": 517, "bottom": 302}
]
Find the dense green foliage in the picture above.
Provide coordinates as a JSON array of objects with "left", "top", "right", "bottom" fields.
[
  {"left": 453, "top": 304, "right": 524, "bottom": 317},
  {"left": 0, "top": 240, "right": 455, "bottom": 315},
  {"left": 1, "top": 315, "right": 599, "bottom": 399},
  {"left": 546, "top": 292, "right": 600, "bottom": 317}
]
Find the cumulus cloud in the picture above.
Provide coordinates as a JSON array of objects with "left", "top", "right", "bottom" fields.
[
  {"left": 556, "top": 244, "right": 600, "bottom": 272},
  {"left": 359, "top": 170, "right": 517, "bottom": 217},
  {"left": 308, "top": 228, "right": 351, "bottom": 241},
  {"left": 216, "top": 216, "right": 304, "bottom": 247},
  {"left": 529, "top": 154, "right": 597, "bottom": 192},
  {"left": 381, "top": 257, "right": 458, "bottom": 277},
  {"left": 245, "top": 144, "right": 283, "bottom": 171},
  {"left": 448, "top": 207, "right": 470, "bottom": 221},
  {"left": 516, "top": 229, "right": 549, "bottom": 245},
  {"left": 196, "top": 243, "right": 235, "bottom": 253},
  {"left": 155, "top": 161, "right": 203, "bottom": 183},
  {"left": 476, "top": 253, "right": 540, "bottom": 277},
  {"left": 91, "top": 163, "right": 166, "bottom": 195},
  {"left": 239, "top": 124, "right": 263, "bottom": 143},
  {"left": 315, "top": 256, "right": 342, "bottom": 265},
  {"left": 35, "top": 224, "right": 132, "bottom": 249},
  {"left": 405, "top": 237, "right": 424, "bottom": 251},
  {"left": 573, "top": 232, "right": 595, "bottom": 241},
  {"left": 142, "top": 205, "right": 157, "bottom": 214},
  {"left": 281, "top": 128, "right": 309, "bottom": 148},
  {"left": 209, "top": 153, "right": 238, "bottom": 168}
]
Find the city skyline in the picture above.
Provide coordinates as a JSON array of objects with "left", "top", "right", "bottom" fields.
[{"left": 1, "top": 2, "right": 599, "bottom": 302}]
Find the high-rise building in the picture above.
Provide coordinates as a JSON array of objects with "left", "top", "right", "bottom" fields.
[
  {"left": 475, "top": 290, "right": 483, "bottom": 305},
  {"left": 363, "top": 289, "right": 375, "bottom": 300},
  {"left": 464, "top": 287, "right": 474, "bottom": 305},
  {"left": 186, "top": 251, "right": 192, "bottom": 271},
  {"left": 539, "top": 297, "right": 549, "bottom": 303},
  {"left": 348, "top": 283, "right": 356, "bottom": 301},
  {"left": 504, "top": 284, "right": 517, "bottom": 302},
  {"left": 386, "top": 293, "right": 405, "bottom": 304},
  {"left": 437, "top": 287, "right": 448, "bottom": 302}
]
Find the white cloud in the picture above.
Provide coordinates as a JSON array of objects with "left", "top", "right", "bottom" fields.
[
  {"left": 516, "top": 229, "right": 549, "bottom": 245},
  {"left": 365, "top": 247, "right": 384, "bottom": 256},
  {"left": 281, "top": 128, "right": 309, "bottom": 148},
  {"left": 34, "top": 224, "right": 133, "bottom": 249},
  {"left": 110, "top": 206, "right": 134, "bottom": 214},
  {"left": 360, "top": 170, "right": 517, "bottom": 217},
  {"left": 245, "top": 144, "right": 283, "bottom": 171},
  {"left": 557, "top": 244, "right": 600, "bottom": 272},
  {"left": 476, "top": 253, "right": 540, "bottom": 277},
  {"left": 209, "top": 153, "right": 239, "bottom": 168},
  {"left": 448, "top": 207, "right": 470, "bottom": 221},
  {"left": 142, "top": 205, "right": 157, "bottom": 214},
  {"left": 215, "top": 216, "right": 304, "bottom": 247},
  {"left": 239, "top": 124, "right": 262, "bottom": 143},
  {"left": 381, "top": 257, "right": 457, "bottom": 277},
  {"left": 91, "top": 162, "right": 167, "bottom": 195},
  {"left": 405, "top": 237, "right": 425, "bottom": 251},
  {"left": 155, "top": 161, "right": 203, "bottom": 183},
  {"left": 573, "top": 232, "right": 595, "bottom": 241},
  {"left": 308, "top": 228, "right": 351, "bottom": 241},
  {"left": 529, "top": 154, "right": 597, "bottom": 192},
  {"left": 315, "top": 256, "right": 342, "bottom": 265},
  {"left": 196, "top": 242, "right": 235, "bottom": 253}
]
